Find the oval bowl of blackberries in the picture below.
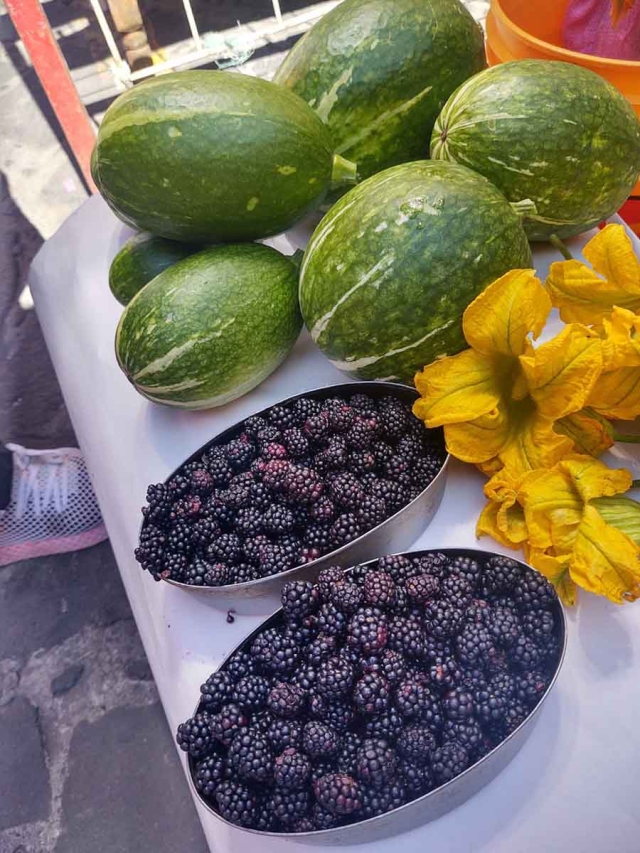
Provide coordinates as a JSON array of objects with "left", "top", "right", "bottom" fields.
[
  {"left": 135, "top": 383, "right": 449, "bottom": 613},
  {"left": 178, "top": 549, "right": 566, "bottom": 842}
]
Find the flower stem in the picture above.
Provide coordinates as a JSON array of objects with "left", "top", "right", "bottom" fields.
[
  {"left": 614, "top": 431, "right": 640, "bottom": 444},
  {"left": 549, "top": 234, "right": 574, "bottom": 261}
]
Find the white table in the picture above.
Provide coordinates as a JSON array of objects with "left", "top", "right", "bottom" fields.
[{"left": 30, "top": 196, "right": 640, "bottom": 852}]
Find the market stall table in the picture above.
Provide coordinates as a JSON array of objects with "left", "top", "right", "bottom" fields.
[{"left": 29, "top": 196, "right": 640, "bottom": 852}]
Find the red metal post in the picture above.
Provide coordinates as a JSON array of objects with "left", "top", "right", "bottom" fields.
[{"left": 5, "top": 0, "right": 98, "bottom": 192}]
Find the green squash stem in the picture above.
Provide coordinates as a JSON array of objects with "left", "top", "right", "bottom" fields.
[{"left": 330, "top": 154, "right": 359, "bottom": 193}]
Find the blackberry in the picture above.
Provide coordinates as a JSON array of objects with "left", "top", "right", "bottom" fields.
[
  {"left": 510, "top": 635, "right": 542, "bottom": 670},
  {"left": 336, "top": 732, "right": 362, "bottom": 776},
  {"left": 347, "top": 607, "right": 388, "bottom": 654},
  {"left": 292, "top": 397, "right": 322, "bottom": 424},
  {"left": 243, "top": 414, "right": 267, "bottom": 437},
  {"left": 233, "top": 675, "right": 270, "bottom": 712},
  {"left": 303, "top": 413, "right": 330, "bottom": 444},
  {"left": 349, "top": 393, "right": 377, "bottom": 417},
  {"left": 398, "top": 725, "right": 437, "bottom": 762},
  {"left": 399, "top": 759, "right": 434, "bottom": 795},
  {"left": 345, "top": 417, "right": 375, "bottom": 450},
  {"left": 443, "top": 718, "right": 484, "bottom": 757},
  {"left": 377, "top": 553, "right": 415, "bottom": 583},
  {"left": 410, "top": 454, "right": 444, "bottom": 487},
  {"left": 176, "top": 713, "right": 212, "bottom": 758},
  {"left": 329, "top": 473, "right": 363, "bottom": 510},
  {"left": 310, "top": 759, "right": 337, "bottom": 785},
  {"left": 314, "top": 440, "right": 348, "bottom": 474},
  {"left": 424, "top": 599, "right": 465, "bottom": 639},
  {"left": 354, "top": 739, "right": 397, "bottom": 790},
  {"left": 215, "top": 780, "right": 256, "bottom": 827},
  {"left": 360, "top": 649, "right": 407, "bottom": 684},
  {"left": 383, "top": 455, "right": 411, "bottom": 483},
  {"left": 306, "top": 633, "right": 338, "bottom": 666},
  {"left": 166, "top": 472, "right": 190, "bottom": 498},
  {"left": 396, "top": 434, "right": 424, "bottom": 460},
  {"left": 348, "top": 449, "right": 376, "bottom": 476},
  {"left": 466, "top": 597, "right": 493, "bottom": 625},
  {"left": 317, "top": 657, "right": 355, "bottom": 699},
  {"left": 338, "top": 645, "right": 361, "bottom": 668},
  {"left": 281, "top": 580, "right": 320, "bottom": 620},
  {"left": 225, "top": 652, "right": 255, "bottom": 682},
  {"left": 327, "top": 404, "right": 356, "bottom": 433},
  {"left": 357, "top": 496, "right": 388, "bottom": 530},
  {"left": 539, "top": 633, "right": 560, "bottom": 664},
  {"left": 387, "top": 615, "right": 424, "bottom": 658},
  {"left": 371, "top": 440, "right": 394, "bottom": 466},
  {"left": 261, "top": 440, "right": 290, "bottom": 460},
  {"left": 360, "top": 782, "right": 406, "bottom": 818},
  {"left": 194, "top": 754, "right": 226, "bottom": 799},
  {"left": 449, "top": 554, "right": 481, "bottom": 588},
  {"left": 261, "top": 459, "right": 292, "bottom": 491},
  {"left": 349, "top": 563, "right": 371, "bottom": 585},
  {"left": 223, "top": 483, "right": 250, "bottom": 510},
  {"left": 330, "top": 580, "right": 363, "bottom": 614},
  {"left": 363, "top": 571, "right": 397, "bottom": 607},
  {"left": 372, "top": 479, "right": 410, "bottom": 513},
  {"left": 363, "top": 707, "right": 404, "bottom": 742},
  {"left": 377, "top": 403, "right": 410, "bottom": 440},
  {"left": 200, "top": 671, "right": 233, "bottom": 712},
  {"left": 292, "top": 663, "right": 318, "bottom": 692},
  {"left": 490, "top": 606, "right": 522, "bottom": 647},
  {"left": 353, "top": 673, "right": 390, "bottom": 715},
  {"left": 300, "top": 533, "right": 328, "bottom": 563},
  {"left": 283, "top": 465, "right": 324, "bottom": 505},
  {"left": 270, "top": 789, "right": 310, "bottom": 826},
  {"left": 395, "top": 680, "right": 431, "bottom": 719},
  {"left": 513, "top": 571, "right": 555, "bottom": 612},
  {"left": 317, "top": 602, "right": 348, "bottom": 637},
  {"left": 428, "top": 657, "right": 463, "bottom": 692},
  {"left": 233, "top": 507, "right": 262, "bottom": 537},
  {"left": 303, "top": 721, "right": 340, "bottom": 757},
  {"left": 228, "top": 730, "right": 273, "bottom": 783},
  {"left": 142, "top": 483, "right": 173, "bottom": 527},
  {"left": 166, "top": 520, "right": 194, "bottom": 556},
  {"left": 315, "top": 565, "right": 344, "bottom": 599},
  {"left": 253, "top": 630, "right": 300, "bottom": 675},
  {"left": 250, "top": 709, "right": 274, "bottom": 735},
  {"left": 456, "top": 623, "right": 497, "bottom": 668},
  {"left": 406, "top": 573, "right": 440, "bottom": 604},
  {"left": 267, "top": 682, "right": 306, "bottom": 720},
  {"left": 202, "top": 495, "right": 235, "bottom": 530},
  {"left": 189, "top": 468, "right": 215, "bottom": 497},
  {"left": 246, "top": 481, "right": 271, "bottom": 512},
  {"left": 191, "top": 518, "right": 221, "bottom": 553},
  {"left": 266, "top": 719, "right": 303, "bottom": 753},
  {"left": 268, "top": 404, "right": 297, "bottom": 431},
  {"left": 262, "top": 504, "right": 296, "bottom": 535},
  {"left": 424, "top": 635, "right": 454, "bottom": 664},
  {"left": 474, "top": 682, "right": 507, "bottom": 724},
  {"left": 432, "top": 741, "right": 469, "bottom": 785},
  {"left": 210, "top": 704, "right": 249, "bottom": 747},
  {"left": 254, "top": 799, "right": 281, "bottom": 832},
  {"left": 205, "top": 450, "right": 233, "bottom": 486},
  {"left": 229, "top": 562, "right": 260, "bottom": 584},
  {"left": 483, "top": 554, "right": 522, "bottom": 594},
  {"left": 413, "top": 551, "right": 450, "bottom": 580},
  {"left": 225, "top": 438, "right": 256, "bottom": 470},
  {"left": 504, "top": 697, "right": 529, "bottom": 734},
  {"left": 259, "top": 543, "right": 300, "bottom": 577},
  {"left": 322, "top": 396, "right": 348, "bottom": 415},
  {"left": 207, "top": 533, "right": 241, "bottom": 565},
  {"left": 309, "top": 695, "right": 354, "bottom": 732},
  {"left": 183, "top": 556, "right": 210, "bottom": 586},
  {"left": 314, "top": 773, "right": 362, "bottom": 815},
  {"left": 443, "top": 687, "right": 475, "bottom": 721},
  {"left": 274, "top": 747, "right": 311, "bottom": 790},
  {"left": 256, "top": 425, "right": 283, "bottom": 448},
  {"left": 309, "top": 496, "right": 336, "bottom": 523},
  {"left": 441, "top": 573, "right": 474, "bottom": 608},
  {"left": 522, "top": 610, "right": 555, "bottom": 642}
]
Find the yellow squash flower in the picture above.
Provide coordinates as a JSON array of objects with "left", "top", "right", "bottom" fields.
[
  {"left": 546, "top": 224, "right": 640, "bottom": 327},
  {"left": 413, "top": 269, "right": 603, "bottom": 475}
]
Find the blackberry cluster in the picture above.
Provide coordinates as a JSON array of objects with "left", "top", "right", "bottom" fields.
[
  {"left": 136, "top": 394, "right": 446, "bottom": 586},
  {"left": 181, "top": 550, "right": 561, "bottom": 833}
]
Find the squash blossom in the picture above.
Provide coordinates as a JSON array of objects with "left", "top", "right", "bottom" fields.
[
  {"left": 478, "top": 455, "right": 640, "bottom": 606},
  {"left": 413, "top": 269, "right": 603, "bottom": 475}
]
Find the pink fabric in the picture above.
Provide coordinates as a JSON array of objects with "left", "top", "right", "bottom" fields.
[
  {"left": 0, "top": 523, "right": 108, "bottom": 567},
  {"left": 562, "top": 0, "right": 640, "bottom": 59}
]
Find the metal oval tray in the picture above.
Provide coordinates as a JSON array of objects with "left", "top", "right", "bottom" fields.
[
  {"left": 187, "top": 547, "right": 567, "bottom": 844},
  {"left": 145, "top": 381, "right": 449, "bottom": 615}
]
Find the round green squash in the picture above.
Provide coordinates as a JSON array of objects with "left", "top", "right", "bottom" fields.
[
  {"left": 92, "top": 71, "right": 357, "bottom": 243},
  {"left": 109, "top": 233, "right": 202, "bottom": 305},
  {"left": 299, "top": 160, "right": 532, "bottom": 383},
  {"left": 431, "top": 60, "right": 640, "bottom": 241},
  {"left": 115, "top": 244, "right": 302, "bottom": 409},
  {"left": 274, "top": 0, "right": 486, "bottom": 180}
]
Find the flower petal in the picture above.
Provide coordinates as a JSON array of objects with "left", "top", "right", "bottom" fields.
[
  {"left": 476, "top": 469, "right": 528, "bottom": 547},
  {"left": 583, "top": 224, "right": 640, "bottom": 295},
  {"left": 588, "top": 367, "right": 640, "bottom": 420},
  {"left": 570, "top": 505, "right": 640, "bottom": 603},
  {"left": 413, "top": 350, "right": 504, "bottom": 428},
  {"left": 518, "top": 466, "right": 583, "bottom": 553},
  {"left": 462, "top": 269, "right": 551, "bottom": 358},
  {"left": 554, "top": 409, "right": 614, "bottom": 457},
  {"left": 559, "top": 455, "right": 632, "bottom": 503},
  {"left": 600, "top": 307, "right": 640, "bottom": 370},
  {"left": 497, "top": 406, "right": 573, "bottom": 475},
  {"left": 525, "top": 547, "right": 578, "bottom": 606},
  {"left": 443, "top": 406, "right": 510, "bottom": 464},
  {"left": 519, "top": 324, "right": 603, "bottom": 420}
]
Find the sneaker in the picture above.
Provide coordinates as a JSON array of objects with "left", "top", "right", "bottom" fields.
[{"left": 0, "top": 444, "right": 107, "bottom": 566}]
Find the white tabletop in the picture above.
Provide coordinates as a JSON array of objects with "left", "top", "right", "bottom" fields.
[{"left": 30, "top": 195, "right": 640, "bottom": 853}]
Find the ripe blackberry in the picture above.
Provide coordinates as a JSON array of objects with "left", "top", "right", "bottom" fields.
[
  {"left": 303, "top": 721, "right": 340, "bottom": 757},
  {"left": 432, "top": 741, "right": 469, "bottom": 785},
  {"left": 190, "top": 518, "right": 221, "bottom": 554},
  {"left": 338, "top": 644, "right": 361, "bottom": 668},
  {"left": 274, "top": 747, "right": 311, "bottom": 790},
  {"left": 188, "top": 467, "right": 215, "bottom": 497},
  {"left": 210, "top": 704, "right": 249, "bottom": 747},
  {"left": 316, "top": 565, "right": 344, "bottom": 599},
  {"left": 360, "top": 781, "right": 406, "bottom": 818},
  {"left": 232, "top": 675, "right": 270, "bottom": 712},
  {"left": 303, "top": 413, "right": 330, "bottom": 444},
  {"left": 353, "top": 673, "right": 390, "bottom": 715},
  {"left": 283, "top": 465, "right": 324, "bottom": 506},
  {"left": 228, "top": 731, "right": 273, "bottom": 783},
  {"left": 309, "top": 695, "right": 354, "bottom": 732},
  {"left": 225, "top": 652, "right": 255, "bottom": 682},
  {"left": 270, "top": 789, "right": 310, "bottom": 826},
  {"left": 443, "top": 687, "right": 475, "bottom": 721},
  {"left": 225, "top": 438, "right": 256, "bottom": 470},
  {"left": 261, "top": 504, "right": 295, "bottom": 535},
  {"left": 377, "top": 403, "right": 410, "bottom": 440},
  {"left": 328, "top": 473, "right": 363, "bottom": 510},
  {"left": 317, "top": 602, "right": 348, "bottom": 637},
  {"left": 314, "top": 773, "right": 362, "bottom": 815},
  {"left": 522, "top": 610, "right": 555, "bottom": 642},
  {"left": 166, "top": 471, "right": 190, "bottom": 498},
  {"left": 413, "top": 551, "right": 450, "bottom": 580},
  {"left": 443, "top": 718, "right": 484, "bottom": 757},
  {"left": 336, "top": 732, "right": 362, "bottom": 776},
  {"left": 310, "top": 759, "right": 337, "bottom": 785},
  {"left": 317, "top": 657, "right": 355, "bottom": 699},
  {"left": 142, "top": 483, "right": 173, "bottom": 528},
  {"left": 424, "top": 635, "right": 454, "bottom": 664},
  {"left": 474, "top": 682, "right": 507, "bottom": 724},
  {"left": 256, "top": 425, "right": 283, "bottom": 448},
  {"left": 327, "top": 404, "right": 356, "bottom": 434},
  {"left": 363, "top": 707, "right": 403, "bottom": 742},
  {"left": 205, "top": 450, "right": 233, "bottom": 487},
  {"left": 347, "top": 607, "right": 388, "bottom": 653},
  {"left": 513, "top": 571, "right": 555, "bottom": 612},
  {"left": 356, "top": 496, "right": 388, "bottom": 531},
  {"left": 387, "top": 615, "right": 424, "bottom": 658},
  {"left": 428, "top": 657, "right": 463, "bottom": 692},
  {"left": 200, "top": 671, "right": 233, "bottom": 712},
  {"left": 466, "top": 597, "right": 493, "bottom": 625},
  {"left": 314, "top": 439, "right": 348, "bottom": 475},
  {"left": 360, "top": 649, "right": 407, "bottom": 683},
  {"left": 176, "top": 713, "right": 212, "bottom": 758},
  {"left": 267, "top": 682, "right": 307, "bottom": 720},
  {"left": 372, "top": 478, "right": 410, "bottom": 513},
  {"left": 349, "top": 393, "right": 377, "bottom": 417},
  {"left": 406, "top": 573, "right": 440, "bottom": 604},
  {"left": 354, "top": 739, "right": 397, "bottom": 790},
  {"left": 395, "top": 679, "right": 431, "bottom": 719},
  {"left": 376, "top": 553, "right": 415, "bottom": 583},
  {"left": 229, "top": 562, "right": 260, "bottom": 584},
  {"left": 281, "top": 580, "right": 320, "bottom": 620},
  {"left": 410, "top": 454, "right": 444, "bottom": 487},
  {"left": 223, "top": 483, "right": 251, "bottom": 510},
  {"left": 396, "top": 434, "right": 424, "bottom": 460},
  {"left": 330, "top": 580, "right": 363, "bottom": 614},
  {"left": 449, "top": 554, "right": 481, "bottom": 588},
  {"left": 261, "top": 458, "right": 292, "bottom": 491},
  {"left": 441, "top": 573, "right": 474, "bottom": 608},
  {"left": 322, "top": 396, "right": 347, "bottom": 415},
  {"left": 348, "top": 449, "right": 377, "bottom": 476},
  {"left": 268, "top": 404, "right": 297, "bottom": 431},
  {"left": 166, "top": 520, "right": 194, "bottom": 557},
  {"left": 345, "top": 417, "right": 375, "bottom": 450},
  {"left": 400, "top": 758, "right": 435, "bottom": 797},
  {"left": 292, "top": 396, "right": 322, "bottom": 424},
  {"left": 510, "top": 635, "right": 542, "bottom": 670},
  {"left": 483, "top": 554, "right": 522, "bottom": 594},
  {"left": 504, "top": 697, "right": 529, "bottom": 734},
  {"left": 259, "top": 543, "right": 300, "bottom": 577},
  {"left": 194, "top": 754, "right": 226, "bottom": 799},
  {"left": 231, "top": 507, "right": 261, "bottom": 537},
  {"left": 267, "top": 719, "right": 303, "bottom": 753},
  {"left": 306, "top": 633, "right": 337, "bottom": 666},
  {"left": 383, "top": 455, "right": 411, "bottom": 483},
  {"left": 424, "top": 599, "right": 465, "bottom": 639},
  {"left": 371, "top": 440, "right": 394, "bottom": 466},
  {"left": 254, "top": 799, "right": 280, "bottom": 832},
  {"left": 308, "top": 496, "right": 336, "bottom": 524},
  {"left": 243, "top": 414, "right": 267, "bottom": 437},
  {"left": 250, "top": 709, "right": 273, "bottom": 735},
  {"left": 363, "top": 571, "right": 396, "bottom": 607},
  {"left": 215, "top": 780, "right": 256, "bottom": 827},
  {"left": 253, "top": 630, "right": 300, "bottom": 675},
  {"left": 183, "top": 556, "right": 210, "bottom": 586},
  {"left": 207, "top": 533, "right": 241, "bottom": 565},
  {"left": 490, "top": 605, "right": 522, "bottom": 647},
  {"left": 396, "top": 726, "right": 436, "bottom": 763},
  {"left": 456, "top": 623, "right": 497, "bottom": 668}
]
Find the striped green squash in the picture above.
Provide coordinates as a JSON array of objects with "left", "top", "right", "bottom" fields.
[{"left": 109, "top": 233, "right": 202, "bottom": 305}]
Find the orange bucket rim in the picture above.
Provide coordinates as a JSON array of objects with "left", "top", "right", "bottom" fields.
[{"left": 490, "top": 0, "right": 640, "bottom": 70}]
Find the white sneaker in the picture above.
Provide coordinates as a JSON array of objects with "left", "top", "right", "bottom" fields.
[{"left": 0, "top": 444, "right": 107, "bottom": 566}]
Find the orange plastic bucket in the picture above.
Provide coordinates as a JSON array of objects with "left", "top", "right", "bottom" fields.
[{"left": 485, "top": 0, "right": 640, "bottom": 195}]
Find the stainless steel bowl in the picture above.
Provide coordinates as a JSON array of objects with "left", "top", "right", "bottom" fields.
[
  {"left": 150, "top": 382, "right": 449, "bottom": 615},
  {"left": 187, "top": 548, "right": 567, "bottom": 844}
]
